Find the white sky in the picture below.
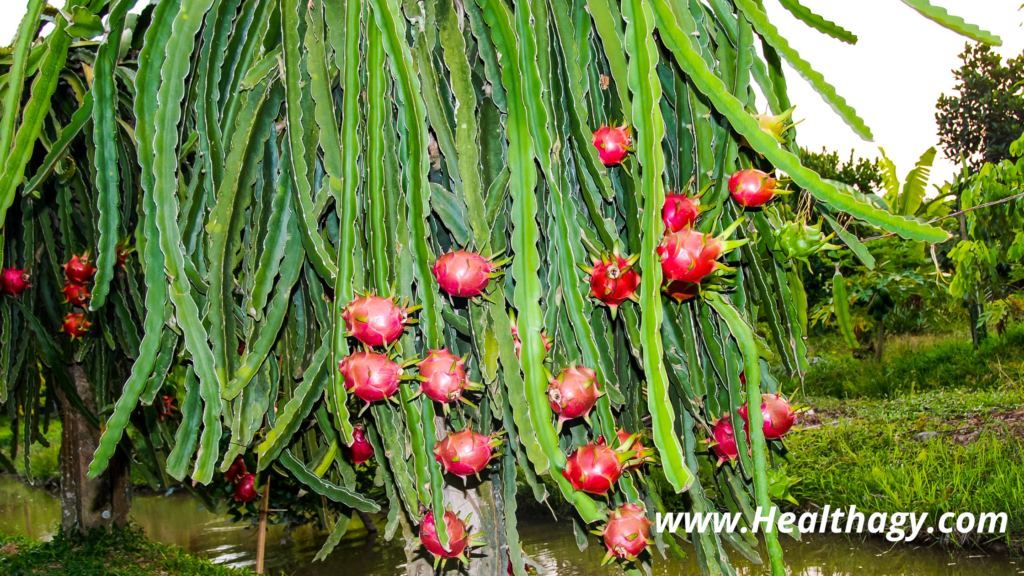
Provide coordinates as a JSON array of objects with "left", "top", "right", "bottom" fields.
[{"left": 1, "top": 1, "right": 1021, "bottom": 186}]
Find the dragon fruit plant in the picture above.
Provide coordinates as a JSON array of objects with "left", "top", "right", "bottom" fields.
[{"left": 1, "top": 0, "right": 972, "bottom": 572}]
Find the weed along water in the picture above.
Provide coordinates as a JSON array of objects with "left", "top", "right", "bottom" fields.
[{"left": 0, "top": 477, "right": 1017, "bottom": 575}]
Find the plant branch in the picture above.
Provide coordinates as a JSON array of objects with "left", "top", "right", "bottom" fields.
[{"left": 861, "top": 191, "right": 1024, "bottom": 243}]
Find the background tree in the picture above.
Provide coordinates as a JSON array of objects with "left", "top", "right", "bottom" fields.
[
  {"left": 0, "top": 1, "right": 996, "bottom": 575},
  {"left": 936, "top": 43, "right": 1024, "bottom": 169}
]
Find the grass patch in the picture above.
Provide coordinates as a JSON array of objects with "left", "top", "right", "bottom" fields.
[
  {"left": 0, "top": 524, "right": 253, "bottom": 576},
  {"left": 787, "top": 326, "right": 1024, "bottom": 399},
  {"left": 786, "top": 387, "right": 1024, "bottom": 554}
]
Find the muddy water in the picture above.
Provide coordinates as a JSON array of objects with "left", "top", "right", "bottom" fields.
[{"left": 0, "top": 476, "right": 1017, "bottom": 575}]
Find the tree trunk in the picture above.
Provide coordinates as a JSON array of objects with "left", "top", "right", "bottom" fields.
[
  {"left": 55, "top": 364, "right": 132, "bottom": 531},
  {"left": 959, "top": 212, "right": 988, "bottom": 346},
  {"left": 875, "top": 319, "right": 885, "bottom": 364}
]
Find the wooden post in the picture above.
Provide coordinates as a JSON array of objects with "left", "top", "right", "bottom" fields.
[{"left": 256, "top": 475, "right": 271, "bottom": 574}]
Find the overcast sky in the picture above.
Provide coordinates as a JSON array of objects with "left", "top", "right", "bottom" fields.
[{"left": 2, "top": 1, "right": 1021, "bottom": 187}]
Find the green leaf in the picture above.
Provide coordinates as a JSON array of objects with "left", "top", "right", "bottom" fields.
[
  {"left": 777, "top": 0, "right": 857, "bottom": 44},
  {"left": 820, "top": 210, "right": 875, "bottom": 270},
  {"left": 0, "top": 0, "right": 47, "bottom": 167},
  {"left": 279, "top": 450, "right": 381, "bottom": 512},
  {"left": 734, "top": 0, "right": 872, "bottom": 140},
  {"left": 900, "top": 0, "right": 1002, "bottom": 45},
  {"left": 622, "top": 0, "right": 693, "bottom": 494},
  {"left": 66, "top": 6, "right": 106, "bottom": 38},
  {"left": 899, "top": 146, "right": 936, "bottom": 217}
]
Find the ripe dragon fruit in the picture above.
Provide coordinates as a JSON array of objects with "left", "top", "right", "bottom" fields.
[
  {"left": 62, "top": 313, "right": 91, "bottom": 339},
  {"left": 582, "top": 251, "right": 640, "bottom": 317},
  {"left": 592, "top": 125, "right": 632, "bottom": 166},
  {"left": 345, "top": 424, "right": 375, "bottom": 465},
  {"left": 739, "top": 393, "right": 797, "bottom": 440},
  {"left": 433, "top": 429, "right": 502, "bottom": 478},
  {"left": 658, "top": 219, "right": 747, "bottom": 286},
  {"left": 562, "top": 439, "right": 635, "bottom": 495},
  {"left": 709, "top": 415, "right": 740, "bottom": 465},
  {"left": 432, "top": 250, "right": 504, "bottom": 298},
  {"left": 510, "top": 315, "right": 551, "bottom": 359},
  {"left": 420, "top": 510, "right": 482, "bottom": 566},
  {"left": 615, "top": 429, "right": 655, "bottom": 471},
  {"left": 234, "top": 473, "right": 259, "bottom": 503},
  {"left": 62, "top": 282, "right": 91, "bottom": 307},
  {"left": 599, "top": 504, "right": 653, "bottom": 563},
  {"left": 341, "top": 295, "right": 417, "bottom": 347},
  {"left": 0, "top": 268, "right": 31, "bottom": 296},
  {"left": 417, "top": 349, "right": 482, "bottom": 406},
  {"left": 773, "top": 220, "right": 840, "bottom": 264},
  {"left": 662, "top": 193, "right": 703, "bottom": 232},
  {"left": 225, "top": 456, "right": 248, "bottom": 484},
  {"left": 338, "top": 351, "right": 403, "bottom": 407},
  {"left": 64, "top": 254, "right": 97, "bottom": 283},
  {"left": 728, "top": 169, "right": 779, "bottom": 208},
  {"left": 548, "top": 366, "right": 602, "bottom": 429}
]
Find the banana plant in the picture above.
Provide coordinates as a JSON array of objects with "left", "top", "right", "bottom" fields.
[{"left": 0, "top": 0, "right": 993, "bottom": 574}]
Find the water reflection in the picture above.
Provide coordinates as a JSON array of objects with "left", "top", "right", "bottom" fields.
[{"left": 0, "top": 477, "right": 1016, "bottom": 575}]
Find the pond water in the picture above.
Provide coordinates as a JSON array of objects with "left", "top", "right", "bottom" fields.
[{"left": 0, "top": 476, "right": 1017, "bottom": 575}]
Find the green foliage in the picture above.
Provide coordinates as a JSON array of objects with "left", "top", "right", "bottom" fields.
[
  {"left": 937, "top": 43, "right": 1024, "bottom": 168},
  {"left": 790, "top": 325, "right": 1024, "bottom": 399},
  {"left": 948, "top": 132, "right": 1024, "bottom": 321},
  {"left": 0, "top": 524, "right": 254, "bottom": 576},
  {"left": 798, "top": 147, "right": 883, "bottom": 197}
]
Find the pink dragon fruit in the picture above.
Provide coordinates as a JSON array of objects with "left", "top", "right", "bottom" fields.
[
  {"left": 338, "top": 351, "right": 403, "bottom": 407},
  {"left": 432, "top": 250, "right": 503, "bottom": 298},
  {"left": 583, "top": 252, "right": 640, "bottom": 317},
  {"left": 417, "top": 349, "right": 482, "bottom": 406},
  {"left": 729, "top": 169, "right": 779, "bottom": 208},
  {"left": 548, "top": 366, "right": 602, "bottom": 429},
  {"left": 600, "top": 504, "right": 653, "bottom": 563},
  {"left": 433, "top": 429, "right": 502, "bottom": 478},
  {"left": 341, "top": 295, "right": 416, "bottom": 347},
  {"left": 739, "top": 393, "right": 797, "bottom": 440},
  {"left": 344, "top": 424, "right": 375, "bottom": 465},
  {"left": 592, "top": 125, "right": 632, "bottom": 166},
  {"left": 0, "top": 267, "right": 31, "bottom": 296},
  {"left": 562, "top": 439, "right": 634, "bottom": 495}
]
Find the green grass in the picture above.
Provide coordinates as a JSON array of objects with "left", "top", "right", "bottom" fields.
[
  {"left": 786, "top": 326, "right": 1024, "bottom": 399},
  {"left": 0, "top": 524, "right": 254, "bottom": 576},
  {"left": 786, "top": 386, "right": 1024, "bottom": 554}
]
